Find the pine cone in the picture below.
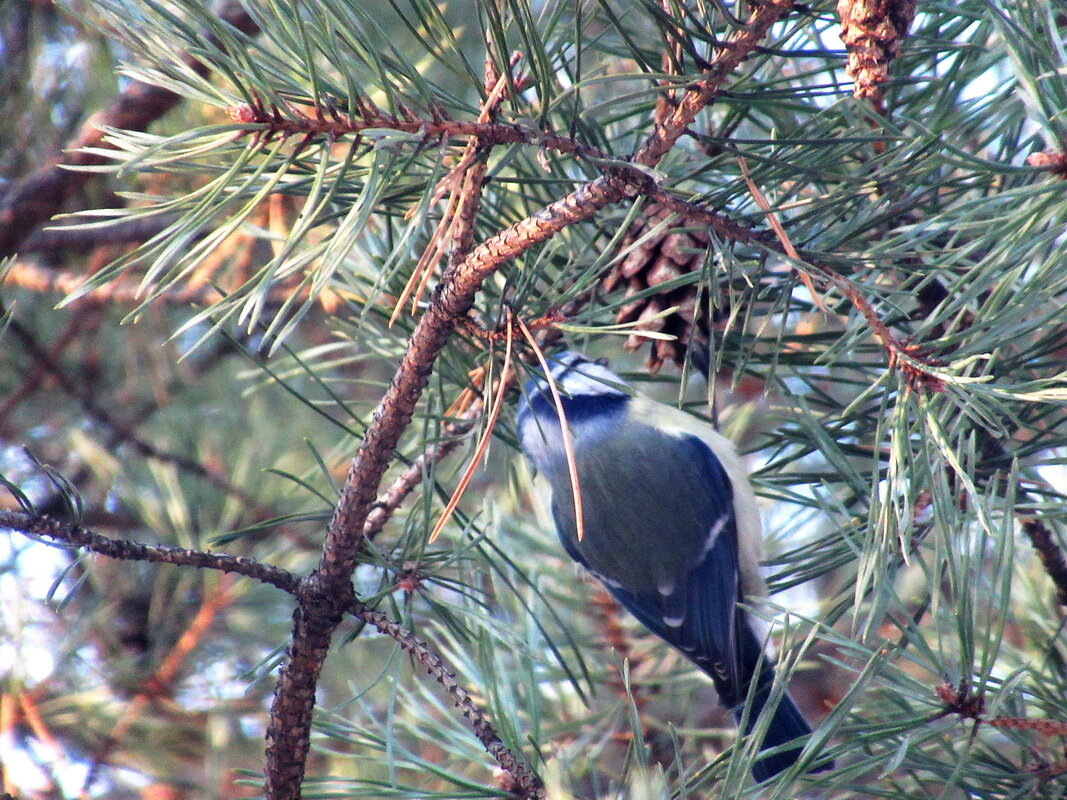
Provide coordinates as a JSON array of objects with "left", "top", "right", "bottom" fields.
[
  {"left": 1027, "top": 150, "right": 1067, "bottom": 179},
  {"left": 601, "top": 209, "right": 717, "bottom": 372},
  {"left": 838, "top": 0, "right": 917, "bottom": 107}
]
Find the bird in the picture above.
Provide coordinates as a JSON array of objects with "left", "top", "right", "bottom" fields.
[{"left": 516, "top": 350, "right": 824, "bottom": 781}]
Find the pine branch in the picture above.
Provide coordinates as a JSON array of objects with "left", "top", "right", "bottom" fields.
[
  {"left": 643, "top": 187, "right": 946, "bottom": 389},
  {"left": 0, "top": 3, "right": 260, "bottom": 258},
  {"left": 634, "top": 0, "right": 794, "bottom": 167},
  {"left": 0, "top": 508, "right": 533, "bottom": 794},
  {"left": 228, "top": 97, "right": 611, "bottom": 163},
  {"left": 350, "top": 601, "right": 545, "bottom": 799},
  {"left": 363, "top": 399, "right": 483, "bottom": 544},
  {"left": 12, "top": 2, "right": 1067, "bottom": 797},
  {"left": 0, "top": 510, "right": 298, "bottom": 591},
  {"left": 262, "top": 3, "right": 798, "bottom": 797}
]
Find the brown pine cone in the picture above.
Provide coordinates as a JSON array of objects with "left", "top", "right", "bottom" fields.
[
  {"left": 601, "top": 209, "right": 718, "bottom": 372},
  {"left": 838, "top": 0, "right": 917, "bottom": 108}
]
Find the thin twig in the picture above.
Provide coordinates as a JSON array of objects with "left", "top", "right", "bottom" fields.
[
  {"left": 634, "top": 0, "right": 794, "bottom": 167},
  {"left": 362, "top": 399, "right": 484, "bottom": 543},
  {"left": 653, "top": 0, "right": 684, "bottom": 128},
  {"left": 0, "top": 511, "right": 298, "bottom": 593},
  {"left": 645, "top": 188, "right": 768, "bottom": 245},
  {"left": 0, "top": 507, "right": 539, "bottom": 794},
  {"left": 936, "top": 681, "right": 1067, "bottom": 737},
  {"left": 0, "top": 311, "right": 89, "bottom": 435},
  {"left": 350, "top": 600, "right": 545, "bottom": 799},
  {"left": 1020, "top": 517, "right": 1067, "bottom": 608},
  {"left": 389, "top": 50, "right": 519, "bottom": 324},
  {"left": 231, "top": 99, "right": 610, "bottom": 165},
  {"left": 644, "top": 187, "right": 947, "bottom": 390}
]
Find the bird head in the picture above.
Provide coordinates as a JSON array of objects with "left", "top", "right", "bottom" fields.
[
  {"left": 516, "top": 351, "right": 631, "bottom": 472},
  {"left": 519, "top": 351, "right": 627, "bottom": 409}
]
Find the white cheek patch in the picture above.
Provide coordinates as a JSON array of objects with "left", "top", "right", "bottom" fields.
[{"left": 519, "top": 416, "right": 566, "bottom": 476}]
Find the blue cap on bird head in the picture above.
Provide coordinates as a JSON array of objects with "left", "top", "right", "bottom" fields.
[
  {"left": 516, "top": 351, "right": 634, "bottom": 451},
  {"left": 522, "top": 351, "right": 629, "bottom": 403}
]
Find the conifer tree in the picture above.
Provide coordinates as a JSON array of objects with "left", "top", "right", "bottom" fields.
[{"left": 3, "top": 2, "right": 1067, "bottom": 798}]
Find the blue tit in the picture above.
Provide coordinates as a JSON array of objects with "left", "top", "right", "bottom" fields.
[{"left": 517, "top": 350, "right": 824, "bottom": 781}]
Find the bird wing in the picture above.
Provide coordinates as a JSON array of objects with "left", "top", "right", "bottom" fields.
[
  {"left": 602, "top": 497, "right": 748, "bottom": 703},
  {"left": 551, "top": 431, "right": 752, "bottom": 702}
]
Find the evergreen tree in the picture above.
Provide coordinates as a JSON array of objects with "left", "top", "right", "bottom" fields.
[{"left": 3, "top": 1, "right": 1067, "bottom": 798}]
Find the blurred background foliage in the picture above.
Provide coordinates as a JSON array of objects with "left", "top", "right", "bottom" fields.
[{"left": 3, "top": 0, "right": 1067, "bottom": 798}]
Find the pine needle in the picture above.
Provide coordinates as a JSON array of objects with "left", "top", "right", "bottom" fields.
[
  {"left": 737, "top": 155, "right": 828, "bottom": 313},
  {"left": 518, "top": 318, "right": 585, "bottom": 542},
  {"left": 428, "top": 322, "right": 515, "bottom": 543}
]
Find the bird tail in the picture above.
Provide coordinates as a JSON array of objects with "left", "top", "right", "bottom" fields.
[{"left": 734, "top": 683, "right": 825, "bottom": 783}]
